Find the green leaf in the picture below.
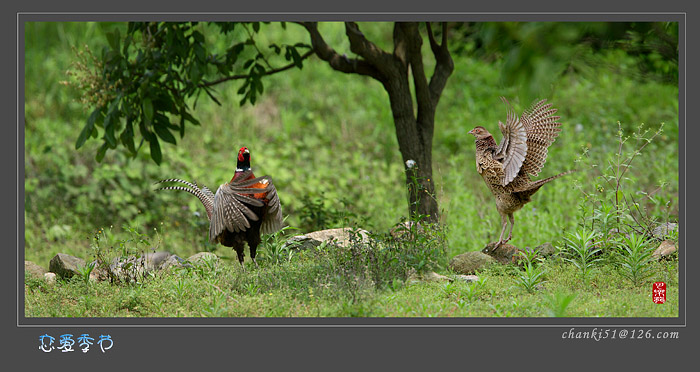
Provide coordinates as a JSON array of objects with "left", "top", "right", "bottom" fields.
[
  {"left": 76, "top": 109, "right": 100, "bottom": 149},
  {"left": 96, "top": 143, "right": 108, "bottom": 162},
  {"left": 106, "top": 28, "right": 121, "bottom": 52},
  {"left": 121, "top": 118, "right": 136, "bottom": 154},
  {"left": 143, "top": 98, "right": 154, "bottom": 123},
  {"left": 149, "top": 138, "right": 162, "bottom": 165},
  {"left": 154, "top": 121, "right": 177, "bottom": 144},
  {"left": 104, "top": 116, "right": 117, "bottom": 148},
  {"left": 243, "top": 58, "right": 255, "bottom": 69},
  {"left": 180, "top": 110, "right": 200, "bottom": 125}
]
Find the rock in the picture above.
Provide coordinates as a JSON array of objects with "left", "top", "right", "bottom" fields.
[
  {"left": 422, "top": 271, "right": 451, "bottom": 282},
  {"left": 187, "top": 252, "right": 219, "bottom": 265},
  {"left": 143, "top": 251, "right": 175, "bottom": 270},
  {"left": 49, "top": 253, "right": 86, "bottom": 279},
  {"left": 25, "top": 261, "right": 48, "bottom": 280},
  {"left": 482, "top": 243, "right": 527, "bottom": 265},
  {"left": 405, "top": 270, "right": 452, "bottom": 284},
  {"left": 455, "top": 274, "right": 479, "bottom": 283},
  {"left": 284, "top": 228, "right": 371, "bottom": 251},
  {"left": 107, "top": 251, "right": 190, "bottom": 282},
  {"left": 44, "top": 272, "right": 57, "bottom": 284},
  {"left": 449, "top": 251, "right": 497, "bottom": 274},
  {"left": 652, "top": 240, "right": 676, "bottom": 260},
  {"left": 534, "top": 242, "right": 556, "bottom": 257},
  {"left": 652, "top": 223, "right": 677, "bottom": 240},
  {"left": 161, "top": 254, "right": 190, "bottom": 270}
]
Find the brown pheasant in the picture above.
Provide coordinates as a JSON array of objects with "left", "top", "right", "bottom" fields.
[
  {"left": 468, "top": 97, "right": 574, "bottom": 249},
  {"left": 157, "top": 147, "right": 283, "bottom": 265}
]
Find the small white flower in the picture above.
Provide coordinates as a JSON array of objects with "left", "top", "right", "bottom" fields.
[
  {"left": 575, "top": 123, "right": 583, "bottom": 133},
  {"left": 405, "top": 159, "right": 416, "bottom": 169}
]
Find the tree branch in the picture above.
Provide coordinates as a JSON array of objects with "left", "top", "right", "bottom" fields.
[
  {"left": 344, "top": 22, "right": 394, "bottom": 72},
  {"left": 398, "top": 23, "right": 432, "bottom": 127},
  {"left": 426, "top": 22, "right": 454, "bottom": 107},
  {"left": 298, "top": 22, "right": 385, "bottom": 81},
  {"left": 198, "top": 49, "right": 315, "bottom": 88}
]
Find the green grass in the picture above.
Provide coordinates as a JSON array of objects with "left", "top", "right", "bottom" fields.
[
  {"left": 25, "top": 251, "right": 678, "bottom": 317},
  {"left": 23, "top": 22, "right": 679, "bottom": 318}
]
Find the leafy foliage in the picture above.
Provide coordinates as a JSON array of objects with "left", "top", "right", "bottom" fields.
[
  {"left": 65, "top": 22, "right": 311, "bottom": 164},
  {"left": 456, "top": 22, "right": 678, "bottom": 99}
]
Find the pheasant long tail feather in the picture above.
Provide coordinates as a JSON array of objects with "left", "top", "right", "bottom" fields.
[
  {"left": 155, "top": 179, "right": 215, "bottom": 220},
  {"left": 517, "top": 169, "right": 576, "bottom": 192}
]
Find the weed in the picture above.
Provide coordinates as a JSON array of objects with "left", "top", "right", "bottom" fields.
[
  {"left": 514, "top": 250, "right": 546, "bottom": 293},
  {"left": 616, "top": 232, "right": 655, "bottom": 286},
  {"left": 544, "top": 291, "right": 577, "bottom": 317},
  {"left": 259, "top": 223, "right": 298, "bottom": 265},
  {"left": 75, "top": 261, "right": 96, "bottom": 285},
  {"left": 562, "top": 228, "right": 602, "bottom": 283}
]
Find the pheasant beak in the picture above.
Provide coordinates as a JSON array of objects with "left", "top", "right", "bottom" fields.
[
  {"left": 243, "top": 148, "right": 249, "bottom": 154},
  {"left": 468, "top": 128, "right": 476, "bottom": 136}
]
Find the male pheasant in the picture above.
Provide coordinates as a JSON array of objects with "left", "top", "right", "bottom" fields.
[
  {"left": 468, "top": 97, "right": 574, "bottom": 249},
  {"left": 157, "top": 147, "right": 283, "bottom": 265}
]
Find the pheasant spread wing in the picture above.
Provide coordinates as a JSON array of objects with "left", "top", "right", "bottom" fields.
[
  {"left": 495, "top": 97, "right": 528, "bottom": 186},
  {"left": 257, "top": 176, "right": 284, "bottom": 235},
  {"left": 520, "top": 99, "right": 562, "bottom": 177},
  {"left": 209, "top": 171, "right": 269, "bottom": 241}
]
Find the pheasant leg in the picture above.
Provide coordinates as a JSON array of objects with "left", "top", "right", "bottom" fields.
[
  {"left": 495, "top": 213, "right": 509, "bottom": 249},
  {"left": 504, "top": 213, "right": 514, "bottom": 243}
]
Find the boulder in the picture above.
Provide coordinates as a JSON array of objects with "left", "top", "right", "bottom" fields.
[
  {"left": 652, "top": 223, "right": 678, "bottom": 240},
  {"left": 107, "top": 251, "right": 189, "bottom": 282},
  {"left": 49, "top": 253, "right": 86, "bottom": 279},
  {"left": 406, "top": 270, "right": 452, "bottom": 284},
  {"left": 25, "top": 261, "right": 48, "bottom": 280},
  {"left": 652, "top": 240, "right": 677, "bottom": 260},
  {"left": 283, "top": 228, "right": 371, "bottom": 251},
  {"left": 534, "top": 242, "right": 556, "bottom": 257},
  {"left": 44, "top": 272, "right": 57, "bottom": 284},
  {"left": 455, "top": 274, "right": 480, "bottom": 283},
  {"left": 449, "top": 251, "right": 497, "bottom": 274},
  {"left": 482, "top": 243, "right": 527, "bottom": 265}
]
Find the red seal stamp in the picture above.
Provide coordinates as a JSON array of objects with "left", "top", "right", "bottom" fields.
[{"left": 653, "top": 282, "right": 666, "bottom": 304}]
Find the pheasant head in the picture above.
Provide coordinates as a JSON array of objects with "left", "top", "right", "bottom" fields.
[{"left": 237, "top": 147, "right": 251, "bottom": 172}]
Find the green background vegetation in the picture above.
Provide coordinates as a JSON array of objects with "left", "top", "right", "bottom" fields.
[{"left": 24, "top": 22, "right": 678, "bottom": 317}]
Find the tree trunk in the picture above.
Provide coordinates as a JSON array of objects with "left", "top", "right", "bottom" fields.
[{"left": 301, "top": 21, "right": 452, "bottom": 223}]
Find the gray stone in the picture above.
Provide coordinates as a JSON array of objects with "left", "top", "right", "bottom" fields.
[
  {"left": 422, "top": 271, "right": 451, "bottom": 282},
  {"left": 49, "top": 253, "right": 86, "bottom": 279},
  {"left": 44, "top": 272, "right": 57, "bottom": 284},
  {"left": 284, "top": 228, "right": 371, "bottom": 251},
  {"left": 405, "top": 270, "right": 451, "bottom": 284},
  {"left": 25, "top": 260, "right": 47, "bottom": 280},
  {"left": 455, "top": 275, "right": 480, "bottom": 283},
  {"left": 107, "top": 251, "right": 189, "bottom": 282},
  {"left": 652, "top": 223, "right": 678, "bottom": 240},
  {"left": 143, "top": 251, "right": 174, "bottom": 270},
  {"left": 534, "top": 242, "right": 556, "bottom": 256},
  {"left": 482, "top": 243, "right": 526, "bottom": 265},
  {"left": 652, "top": 240, "right": 676, "bottom": 260},
  {"left": 449, "top": 251, "right": 497, "bottom": 274}
]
